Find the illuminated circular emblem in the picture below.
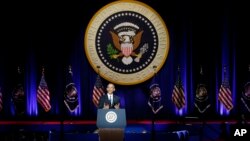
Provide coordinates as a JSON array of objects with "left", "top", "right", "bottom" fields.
[
  {"left": 195, "top": 84, "right": 208, "bottom": 102},
  {"left": 149, "top": 83, "right": 161, "bottom": 102},
  {"left": 85, "top": 1, "right": 170, "bottom": 85},
  {"left": 243, "top": 82, "right": 250, "bottom": 100},
  {"left": 105, "top": 111, "right": 117, "bottom": 123}
]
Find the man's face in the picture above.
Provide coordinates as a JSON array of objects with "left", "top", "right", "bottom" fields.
[{"left": 107, "top": 83, "right": 115, "bottom": 94}]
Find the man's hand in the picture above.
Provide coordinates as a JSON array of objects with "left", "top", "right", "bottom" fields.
[
  {"left": 114, "top": 103, "right": 120, "bottom": 109},
  {"left": 103, "top": 103, "right": 109, "bottom": 109}
]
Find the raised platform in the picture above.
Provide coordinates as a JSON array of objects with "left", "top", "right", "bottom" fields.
[{"left": 0, "top": 120, "right": 249, "bottom": 141}]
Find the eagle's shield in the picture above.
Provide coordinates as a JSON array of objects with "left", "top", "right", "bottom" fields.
[{"left": 121, "top": 43, "right": 133, "bottom": 57}]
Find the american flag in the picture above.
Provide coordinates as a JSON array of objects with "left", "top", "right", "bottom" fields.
[
  {"left": 0, "top": 88, "right": 3, "bottom": 112},
  {"left": 92, "top": 75, "right": 105, "bottom": 107},
  {"left": 172, "top": 85, "right": 185, "bottom": 109},
  {"left": 218, "top": 84, "right": 233, "bottom": 111},
  {"left": 171, "top": 67, "right": 185, "bottom": 109},
  {"left": 37, "top": 71, "right": 51, "bottom": 112},
  {"left": 218, "top": 67, "right": 233, "bottom": 111}
]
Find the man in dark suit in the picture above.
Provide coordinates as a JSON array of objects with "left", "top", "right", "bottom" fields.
[{"left": 98, "top": 83, "right": 120, "bottom": 109}]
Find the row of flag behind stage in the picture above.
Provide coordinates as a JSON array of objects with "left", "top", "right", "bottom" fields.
[
  {"left": 170, "top": 66, "right": 234, "bottom": 114},
  {"left": 36, "top": 66, "right": 79, "bottom": 113},
  {"left": 0, "top": 66, "right": 79, "bottom": 115},
  {"left": 142, "top": 65, "right": 238, "bottom": 116},
  {"left": 0, "top": 65, "right": 104, "bottom": 115},
  {"left": 0, "top": 65, "right": 249, "bottom": 116}
]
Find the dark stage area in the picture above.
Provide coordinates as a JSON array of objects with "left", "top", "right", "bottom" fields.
[{"left": 0, "top": 119, "right": 248, "bottom": 141}]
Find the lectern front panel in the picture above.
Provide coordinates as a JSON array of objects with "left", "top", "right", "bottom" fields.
[{"left": 97, "top": 109, "right": 126, "bottom": 128}]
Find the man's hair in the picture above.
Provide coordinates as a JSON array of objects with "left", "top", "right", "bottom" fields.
[{"left": 107, "top": 83, "right": 115, "bottom": 88}]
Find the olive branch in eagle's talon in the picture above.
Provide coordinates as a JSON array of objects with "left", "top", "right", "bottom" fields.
[{"left": 107, "top": 43, "right": 120, "bottom": 60}]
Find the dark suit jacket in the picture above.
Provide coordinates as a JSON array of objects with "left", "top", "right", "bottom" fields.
[{"left": 98, "top": 94, "right": 120, "bottom": 109}]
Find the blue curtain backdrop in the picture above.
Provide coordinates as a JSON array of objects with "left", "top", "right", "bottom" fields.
[{"left": 0, "top": 0, "right": 249, "bottom": 120}]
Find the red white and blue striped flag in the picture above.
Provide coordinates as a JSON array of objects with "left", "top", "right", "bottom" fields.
[
  {"left": 37, "top": 69, "right": 51, "bottom": 112},
  {"left": 92, "top": 74, "right": 105, "bottom": 107},
  {"left": 218, "top": 84, "right": 233, "bottom": 111},
  {"left": 171, "top": 66, "right": 185, "bottom": 109},
  {"left": 172, "top": 85, "right": 185, "bottom": 109},
  {"left": 218, "top": 67, "right": 233, "bottom": 111}
]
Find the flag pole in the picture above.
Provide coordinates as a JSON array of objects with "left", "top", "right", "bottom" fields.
[
  {"left": 60, "top": 66, "right": 71, "bottom": 141},
  {"left": 96, "top": 65, "right": 101, "bottom": 83},
  {"left": 176, "top": 65, "right": 182, "bottom": 121},
  {"left": 42, "top": 66, "right": 45, "bottom": 76},
  {"left": 198, "top": 65, "right": 204, "bottom": 141},
  {"left": 223, "top": 65, "right": 226, "bottom": 86},
  {"left": 177, "top": 65, "right": 181, "bottom": 89},
  {"left": 222, "top": 65, "right": 230, "bottom": 97},
  {"left": 151, "top": 65, "right": 157, "bottom": 141},
  {"left": 17, "top": 66, "right": 21, "bottom": 74}
]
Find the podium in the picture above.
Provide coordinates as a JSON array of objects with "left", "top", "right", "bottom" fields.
[{"left": 97, "top": 109, "right": 126, "bottom": 141}]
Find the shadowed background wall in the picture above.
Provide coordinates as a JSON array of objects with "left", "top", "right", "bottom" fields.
[{"left": 0, "top": 0, "right": 249, "bottom": 121}]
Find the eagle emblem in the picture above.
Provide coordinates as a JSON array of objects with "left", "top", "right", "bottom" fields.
[
  {"left": 109, "top": 22, "right": 145, "bottom": 65},
  {"left": 85, "top": 1, "right": 170, "bottom": 85},
  {"left": 148, "top": 83, "right": 163, "bottom": 114}
]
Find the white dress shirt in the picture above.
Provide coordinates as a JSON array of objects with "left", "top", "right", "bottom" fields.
[{"left": 108, "top": 93, "right": 113, "bottom": 105}]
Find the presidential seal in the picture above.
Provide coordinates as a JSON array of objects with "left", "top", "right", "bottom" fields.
[
  {"left": 105, "top": 111, "right": 117, "bottom": 123},
  {"left": 85, "top": 0, "right": 170, "bottom": 85}
]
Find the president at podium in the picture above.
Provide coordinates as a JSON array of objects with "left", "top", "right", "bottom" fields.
[
  {"left": 96, "top": 83, "right": 125, "bottom": 141},
  {"left": 98, "top": 83, "right": 120, "bottom": 109}
]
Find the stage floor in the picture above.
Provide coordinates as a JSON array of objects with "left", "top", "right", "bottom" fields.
[{"left": 0, "top": 120, "right": 249, "bottom": 141}]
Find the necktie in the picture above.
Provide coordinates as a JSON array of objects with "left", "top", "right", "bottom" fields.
[
  {"left": 111, "top": 95, "right": 113, "bottom": 105},
  {"left": 108, "top": 95, "right": 113, "bottom": 105}
]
